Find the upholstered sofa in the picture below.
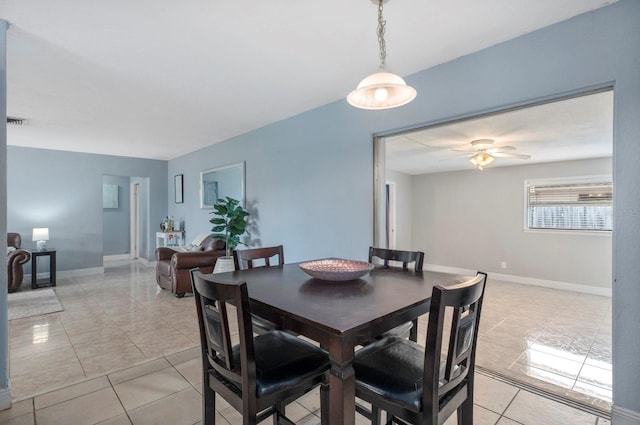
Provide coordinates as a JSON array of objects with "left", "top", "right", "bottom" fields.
[
  {"left": 155, "top": 234, "right": 226, "bottom": 297},
  {"left": 7, "top": 233, "right": 31, "bottom": 292}
]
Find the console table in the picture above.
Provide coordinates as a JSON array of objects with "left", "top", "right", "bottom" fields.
[
  {"left": 156, "top": 231, "right": 184, "bottom": 248},
  {"left": 31, "top": 249, "right": 56, "bottom": 289}
]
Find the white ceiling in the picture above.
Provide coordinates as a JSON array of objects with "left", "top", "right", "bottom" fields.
[
  {"left": 385, "top": 90, "right": 613, "bottom": 174},
  {"left": 1, "top": 0, "right": 616, "bottom": 160}
]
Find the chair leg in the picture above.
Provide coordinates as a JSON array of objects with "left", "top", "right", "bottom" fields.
[
  {"left": 409, "top": 318, "right": 418, "bottom": 342},
  {"left": 457, "top": 397, "right": 473, "bottom": 425},
  {"left": 320, "top": 381, "right": 330, "bottom": 425},
  {"left": 274, "top": 401, "right": 285, "bottom": 425},
  {"left": 371, "top": 405, "right": 381, "bottom": 425},
  {"left": 203, "top": 385, "right": 216, "bottom": 425}
]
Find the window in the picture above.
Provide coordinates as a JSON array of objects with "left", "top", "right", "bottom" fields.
[{"left": 525, "top": 177, "right": 612, "bottom": 232}]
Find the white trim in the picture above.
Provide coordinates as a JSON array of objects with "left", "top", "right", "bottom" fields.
[
  {"left": 25, "top": 266, "right": 104, "bottom": 282},
  {"left": 104, "top": 254, "right": 131, "bottom": 262},
  {"left": 0, "top": 383, "right": 11, "bottom": 410},
  {"left": 423, "top": 264, "right": 612, "bottom": 297},
  {"left": 137, "top": 258, "right": 154, "bottom": 267},
  {"left": 611, "top": 405, "right": 640, "bottom": 425}
]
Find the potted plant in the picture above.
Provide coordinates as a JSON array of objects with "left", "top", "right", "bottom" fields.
[{"left": 209, "top": 197, "right": 249, "bottom": 273}]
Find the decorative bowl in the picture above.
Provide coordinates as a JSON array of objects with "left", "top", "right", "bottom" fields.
[{"left": 299, "top": 258, "right": 374, "bottom": 281}]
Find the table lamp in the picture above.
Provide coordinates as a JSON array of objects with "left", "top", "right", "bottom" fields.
[{"left": 32, "top": 228, "right": 49, "bottom": 251}]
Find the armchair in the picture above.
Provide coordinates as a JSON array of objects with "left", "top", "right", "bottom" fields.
[
  {"left": 155, "top": 234, "right": 226, "bottom": 297},
  {"left": 7, "top": 233, "right": 31, "bottom": 292}
]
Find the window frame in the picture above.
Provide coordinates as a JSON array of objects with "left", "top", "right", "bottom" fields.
[{"left": 523, "top": 175, "right": 613, "bottom": 235}]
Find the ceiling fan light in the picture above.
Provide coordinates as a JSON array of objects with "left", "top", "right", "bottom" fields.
[
  {"left": 469, "top": 152, "right": 495, "bottom": 168},
  {"left": 347, "top": 71, "right": 417, "bottom": 110}
]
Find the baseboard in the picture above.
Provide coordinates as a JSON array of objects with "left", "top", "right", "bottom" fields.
[
  {"left": 611, "top": 405, "right": 640, "bottom": 425},
  {"left": 104, "top": 254, "right": 132, "bottom": 262},
  {"left": 422, "top": 264, "right": 612, "bottom": 297},
  {"left": 24, "top": 266, "right": 104, "bottom": 282},
  {"left": 0, "top": 383, "right": 11, "bottom": 411},
  {"left": 137, "top": 258, "right": 155, "bottom": 267}
]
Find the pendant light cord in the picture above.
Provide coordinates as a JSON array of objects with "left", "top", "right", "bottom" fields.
[{"left": 377, "top": 0, "right": 387, "bottom": 70}]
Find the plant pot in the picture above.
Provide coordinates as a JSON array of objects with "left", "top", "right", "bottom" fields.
[{"left": 213, "top": 256, "right": 236, "bottom": 274}]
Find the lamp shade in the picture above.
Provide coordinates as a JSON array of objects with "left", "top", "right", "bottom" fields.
[
  {"left": 32, "top": 228, "right": 49, "bottom": 241},
  {"left": 347, "top": 71, "right": 417, "bottom": 110}
]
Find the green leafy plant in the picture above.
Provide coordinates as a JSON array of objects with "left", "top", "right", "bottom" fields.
[{"left": 209, "top": 197, "right": 250, "bottom": 258}]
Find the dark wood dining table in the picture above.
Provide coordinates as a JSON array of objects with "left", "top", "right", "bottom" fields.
[{"left": 216, "top": 261, "right": 470, "bottom": 425}]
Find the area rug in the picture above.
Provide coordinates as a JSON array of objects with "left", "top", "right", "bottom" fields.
[{"left": 7, "top": 288, "right": 64, "bottom": 320}]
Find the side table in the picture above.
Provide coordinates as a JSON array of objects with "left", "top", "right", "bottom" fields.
[{"left": 31, "top": 249, "right": 56, "bottom": 289}]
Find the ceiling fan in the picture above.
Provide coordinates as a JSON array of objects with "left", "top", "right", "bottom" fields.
[{"left": 451, "top": 139, "right": 531, "bottom": 170}]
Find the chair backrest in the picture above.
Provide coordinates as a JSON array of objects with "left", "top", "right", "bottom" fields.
[
  {"left": 190, "top": 270, "right": 257, "bottom": 393},
  {"left": 368, "top": 247, "right": 425, "bottom": 271},
  {"left": 200, "top": 236, "right": 225, "bottom": 252},
  {"left": 422, "top": 272, "right": 487, "bottom": 423},
  {"left": 233, "top": 245, "right": 284, "bottom": 270}
]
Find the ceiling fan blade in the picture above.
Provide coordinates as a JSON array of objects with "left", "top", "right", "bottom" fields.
[
  {"left": 451, "top": 146, "right": 477, "bottom": 152},
  {"left": 489, "top": 146, "right": 516, "bottom": 153},
  {"left": 492, "top": 152, "right": 531, "bottom": 159},
  {"left": 439, "top": 153, "right": 475, "bottom": 161}
]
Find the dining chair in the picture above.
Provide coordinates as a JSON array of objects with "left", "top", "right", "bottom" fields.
[
  {"left": 233, "top": 245, "right": 284, "bottom": 270},
  {"left": 233, "top": 245, "right": 285, "bottom": 335},
  {"left": 190, "top": 269, "right": 330, "bottom": 425},
  {"left": 354, "top": 272, "right": 487, "bottom": 425},
  {"left": 368, "top": 247, "right": 426, "bottom": 342}
]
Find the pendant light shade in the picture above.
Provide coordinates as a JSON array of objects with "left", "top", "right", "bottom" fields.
[
  {"left": 348, "top": 0, "right": 417, "bottom": 110},
  {"left": 347, "top": 71, "right": 417, "bottom": 110}
]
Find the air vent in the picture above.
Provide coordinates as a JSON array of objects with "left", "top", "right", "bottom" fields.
[{"left": 7, "top": 116, "right": 26, "bottom": 125}]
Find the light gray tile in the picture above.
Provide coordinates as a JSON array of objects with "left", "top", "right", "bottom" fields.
[
  {"left": 474, "top": 374, "right": 519, "bottom": 415},
  {"left": 173, "top": 357, "right": 202, "bottom": 386},
  {"left": 114, "top": 367, "right": 191, "bottom": 411},
  {"left": 107, "top": 358, "right": 170, "bottom": 386},
  {"left": 34, "top": 387, "right": 124, "bottom": 425},
  {"left": 34, "top": 376, "right": 111, "bottom": 410},
  {"left": 0, "top": 400, "right": 33, "bottom": 423},
  {"left": 504, "top": 390, "right": 598, "bottom": 425},
  {"left": 127, "top": 387, "right": 201, "bottom": 425},
  {"left": 95, "top": 414, "right": 133, "bottom": 425},
  {"left": 0, "top": 412, "right": 35, "bottom": 425}
]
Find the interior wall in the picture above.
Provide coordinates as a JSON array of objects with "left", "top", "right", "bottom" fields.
[
  {"left": 409, "top": 158, "right": 612, "bottom": 288},
  {"left": 171, "top": 1, "right": 640, "bottom": 413},
  {"left": 7, "top": 147, "right": 166, "bottom": 270},
  {"left": 102, "top": 175, "right": 131, "bottom": 256}
]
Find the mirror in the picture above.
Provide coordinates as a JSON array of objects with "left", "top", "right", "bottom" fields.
[{"left": 200, "top": 162, "right": 245, "bottom": 209}]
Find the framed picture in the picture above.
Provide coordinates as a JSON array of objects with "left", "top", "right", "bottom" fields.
[
  {"left": 174, "top": 174, "right": 184, "bottom": 203},
  {"left": 103, "top": 184, "right": 119, "bottom": 208}
]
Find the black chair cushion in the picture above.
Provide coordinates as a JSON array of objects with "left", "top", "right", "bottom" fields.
[
  {"left": 354, "top": 336, "right": 425, "bottom": 412},
  {"left": 228, "top": 331, "right": 330, "bottom": 398}
]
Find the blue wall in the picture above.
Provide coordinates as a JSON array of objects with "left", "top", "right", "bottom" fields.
[
  {"left": 7, "top": 147, "right": 167, "bottom": 270},
  {"left": 168, "top": 1, "right": 640, "bottom": 416}
]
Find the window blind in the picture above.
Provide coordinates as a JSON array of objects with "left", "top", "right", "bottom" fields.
[{"left": 527, "top": 180, "right": 612, "bottom": 231}]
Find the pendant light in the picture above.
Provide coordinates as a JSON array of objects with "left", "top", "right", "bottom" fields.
[{"left": 347, "top": 0, "right": 417, "bottom": 110}]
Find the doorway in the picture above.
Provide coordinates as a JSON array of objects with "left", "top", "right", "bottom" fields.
[
  {"left": 374, "top": 89, "right": 614, "bottom": 413},
  {"left": 102, "top": 175, "right": 149, "bottom": 263}
]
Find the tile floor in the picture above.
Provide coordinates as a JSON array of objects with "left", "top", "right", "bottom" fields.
[
  {"left": 473, "top": 280, "right": 612, "bottom": 413},
  {"left": 4, "top": 261, "right": 612, "bottom": 424}
]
